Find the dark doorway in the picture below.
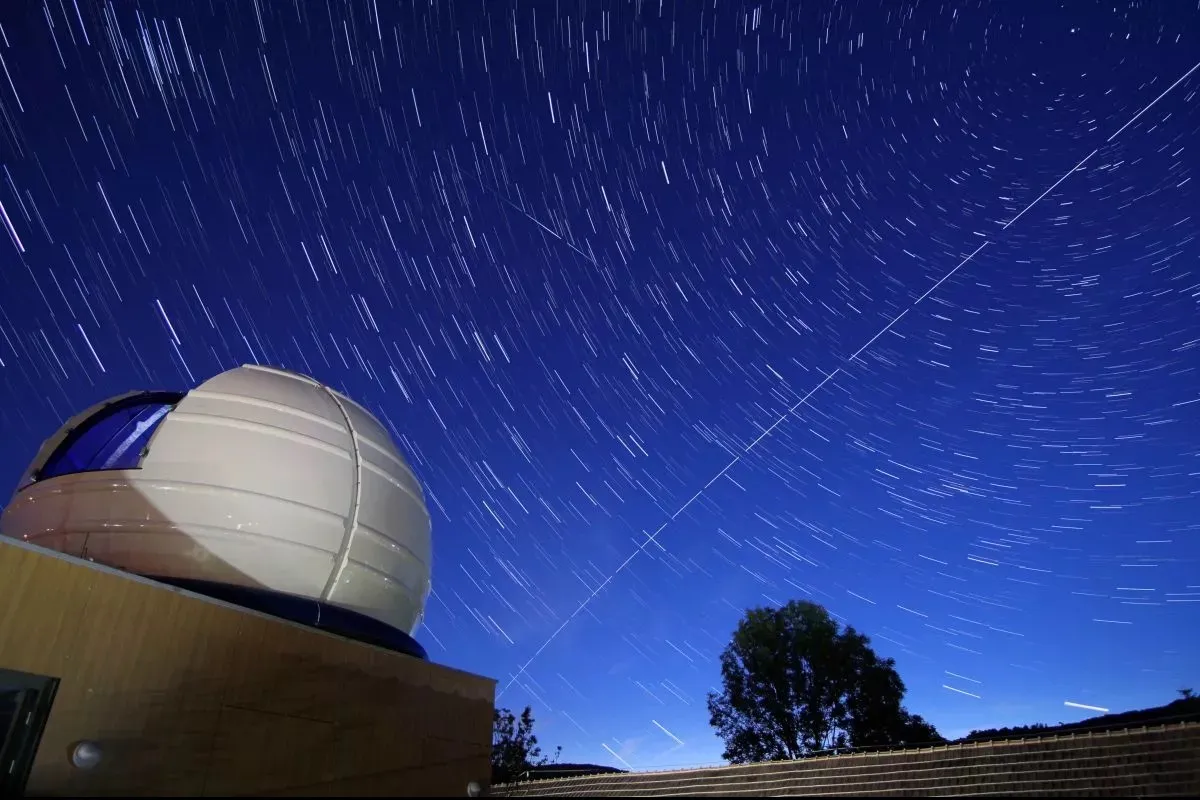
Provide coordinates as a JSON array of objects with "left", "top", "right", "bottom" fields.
[{"left": 0, "top": 668, "right": 59, "bottom": 797}]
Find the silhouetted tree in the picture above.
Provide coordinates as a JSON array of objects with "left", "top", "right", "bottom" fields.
[
  {"left": 491, "top": 706, "right": 561, "bottom": 784},
  {"left": 1179, "top": 688, "right": 1195, "bottom": 700},
  {"left": 707, "top": 600, "right": 944, "bottom": 763}
]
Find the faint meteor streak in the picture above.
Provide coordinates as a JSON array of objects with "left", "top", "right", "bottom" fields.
[
  {"left": 1065, "top": 701, "right": 1109, "bottom": 713},
  {"left": 498, "top": 58, "right": 1200, "bottom": 700},
  {"left": 470, "top": 170, "right": 599, "bottom": 264},
  {"left": 562, "top": 711, "right": 590, "bottom": 736},
  {"left": 945, "top": 671, "right": 980, "bottom": 684},
  {"left": 601, "top": 742, "right": 634, "bottom": 771},
  {"left": 652, "top": 719, "right": 685, "bottom": 746}
]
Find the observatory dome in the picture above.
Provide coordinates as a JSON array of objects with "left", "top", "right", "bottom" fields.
[{"left": 0, "top": 364, "right": 432, "bottom": 638}]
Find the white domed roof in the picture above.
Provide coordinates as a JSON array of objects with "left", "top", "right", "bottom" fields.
[{"left": 0, "top": 364, "right": 432, "bottom": 636}]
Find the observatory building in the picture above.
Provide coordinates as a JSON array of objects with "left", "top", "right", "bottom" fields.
[{"left": 0, "top": 365, "right": 494, "bottom": 797}]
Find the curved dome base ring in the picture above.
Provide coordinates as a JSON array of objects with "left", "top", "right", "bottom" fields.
[{"left": 148, "top": 575, "right": 428, "bottom": 660}]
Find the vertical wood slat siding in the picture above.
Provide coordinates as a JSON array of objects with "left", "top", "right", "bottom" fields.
[{"left": 0, "top": 539, "right": 494, "bottom": 797}]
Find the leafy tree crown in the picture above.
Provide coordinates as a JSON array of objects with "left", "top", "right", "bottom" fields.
[
  {"left": 706, "top": 600, "right": 942, "bottom": 763},
  {"left": 492, "top": 705, "right": 561, "bottom": 784}
]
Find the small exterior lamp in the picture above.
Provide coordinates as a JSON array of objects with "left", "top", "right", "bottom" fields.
[
  {"left": 467, "top": 780, "right": 482, "bottom": 797},
  {"left": 70, "top": 740, "right": 103, "bottom": 769}
]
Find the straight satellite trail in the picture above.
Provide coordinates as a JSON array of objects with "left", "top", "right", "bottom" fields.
[
  {"left": 498, "top": 58, "right": 1200, "bottom": 700},
  {"left": 1, "top": 1, "right": 1198, "bottom": 769}
]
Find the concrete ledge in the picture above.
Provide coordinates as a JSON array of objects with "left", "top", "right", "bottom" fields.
[{"left": 495, "top": 722, "right": 1200, "bottom": 797}]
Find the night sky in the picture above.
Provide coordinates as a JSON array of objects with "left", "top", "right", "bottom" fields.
[{"left": 1, "top": 0, "right": 1199, "bottom": 770}]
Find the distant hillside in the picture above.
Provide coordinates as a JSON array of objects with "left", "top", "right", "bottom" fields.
[
  {"left": 962, "top": 695, "right": 1200, "bottom": 742},
  {"left": 522, "top": 763, "right": 627, "bottom": 780}
]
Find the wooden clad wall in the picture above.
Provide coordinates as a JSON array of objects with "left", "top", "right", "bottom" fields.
[{"left": 0, "top": 538, "right": 495, "bottom": 797}]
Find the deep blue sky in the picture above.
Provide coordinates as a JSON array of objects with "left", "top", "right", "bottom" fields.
[{"left": 1, "top": 0, "right": 1198, "bottom": 770}]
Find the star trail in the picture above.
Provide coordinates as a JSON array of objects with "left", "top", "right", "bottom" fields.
[{"left": 1, "top": 0, "right": 1198, "bottom": 770}]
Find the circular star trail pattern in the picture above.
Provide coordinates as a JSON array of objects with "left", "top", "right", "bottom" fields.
[{"left": 0, "top": 0, "right": 1198, "bottom": 768}]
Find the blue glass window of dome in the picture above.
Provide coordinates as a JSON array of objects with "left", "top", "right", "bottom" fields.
[{"left": 39, "top": 399, "right": 176, "bottom": 479}]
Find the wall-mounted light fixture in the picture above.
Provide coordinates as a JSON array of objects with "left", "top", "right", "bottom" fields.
[
  {"left": 467, "top": 780, "right": 482, "bottom": 797},
  {"left": 70, "top": 741, "right": 103, "bottom": 770}
]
